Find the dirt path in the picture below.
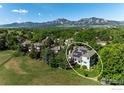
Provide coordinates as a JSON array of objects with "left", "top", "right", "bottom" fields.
[{"left": 4, "top": 58, "right": 27, "bottom": 74}]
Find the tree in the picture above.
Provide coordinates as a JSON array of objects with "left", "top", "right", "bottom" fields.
[
  {"left": 40, "top": 47, "right": 54, "bottom": 64},
  {"left": 99, "top": 44, "right": 124, "bottom": 84},
  {"left": 43, "top": 37, "right": 54, "bottom": 47},
  {"left": 0, "top": 34, "right": 7, "bottom": 50},
  {"left": 74, "top": 29, "right": 97, "bottom": 42},
  {"left": 6, "top": 32, "right": 18, "bottom": 50}
]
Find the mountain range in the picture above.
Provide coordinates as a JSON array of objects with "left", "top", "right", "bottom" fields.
[{"left": 1, "top": 17, "right": 124, "bottom": 28}]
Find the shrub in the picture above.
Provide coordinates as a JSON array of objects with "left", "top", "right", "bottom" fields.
[
  {"left": 13, "top": 50, "right": 24, "bottom": 57},
  {"left": 82, "top": 65, "right": 87, "bottom": 69}
]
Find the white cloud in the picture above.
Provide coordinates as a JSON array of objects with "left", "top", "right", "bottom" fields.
[
  {"left": 38, "top": 13, "right": 41, "bottom": 16},
  {"left": 12, "top": 9, "right": 28, "bottom": 14},
  {"left": 0, "top": 5, "right": 3, "bottom": 8}
]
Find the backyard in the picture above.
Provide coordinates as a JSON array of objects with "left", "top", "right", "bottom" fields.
[{"left": 0, "top": 50, "right": 100, "bottom": 85}]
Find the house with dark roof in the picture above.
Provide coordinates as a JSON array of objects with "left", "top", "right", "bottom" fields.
[{"left": 68, "top": 46, "right": 97, "bottom": 70}]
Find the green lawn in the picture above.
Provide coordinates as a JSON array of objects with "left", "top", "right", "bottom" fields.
[
  {"left": 75, "top": 65, "right": 101, "bottom": 78},
  {"left": 0, "top": 50, "right": 100, "bottom": 85}
]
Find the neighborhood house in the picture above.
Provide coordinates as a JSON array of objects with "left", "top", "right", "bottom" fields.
[
  {"left": 64, "top": 38, "right": 74, "bottom": 46},
  {"left": 29, "top": 42, "right": 43, "bottom": 53},
  {"left": 68, "top": 46, "right": 97, "bottom": 70},
  {"left": 51, "top": 45, "right": 64, "bottom": 53}
]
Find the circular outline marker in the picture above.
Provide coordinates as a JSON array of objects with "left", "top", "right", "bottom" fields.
[{"left": 65, "top": 42, "right": 103, "bottom": 81}]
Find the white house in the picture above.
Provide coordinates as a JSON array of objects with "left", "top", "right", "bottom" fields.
[
  {"left": 28, "top": 42, "right": 43, "bottom": 53},
  {"left": 64, "top": 38, "right": 74, "bottom": 46},
  {"left": 96, "top": 40, "right": 107, "bottom": 46},
  {"left": 51, "top": 45, "right": 64, "bottom": 53},
  {"left": 68, "top": 47, "right": 97, "bottom": 70}
]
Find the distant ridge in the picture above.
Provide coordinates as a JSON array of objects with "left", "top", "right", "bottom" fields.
[{"left": 0, "top": 17, "right": 124, "bottom": 28}]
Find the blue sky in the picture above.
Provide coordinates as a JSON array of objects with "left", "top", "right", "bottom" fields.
[{"left": 0, "top": 3, "right": 124, "bottom": 24}]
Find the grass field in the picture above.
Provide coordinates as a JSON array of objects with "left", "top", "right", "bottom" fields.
[{"left": 0, "top": 50, "right": 100, "bottom": 85}]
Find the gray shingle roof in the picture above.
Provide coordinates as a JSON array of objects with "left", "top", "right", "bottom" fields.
[{"left": 83, "top": 49, "right": 96, "bottom": 57}]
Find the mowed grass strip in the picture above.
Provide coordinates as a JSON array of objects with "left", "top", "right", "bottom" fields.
[
  {"left": 0, "top": 50, "right": 14, "bottom": 65},
  {"left": 0, "top": 51, "right": 100, "bottom": 85}
]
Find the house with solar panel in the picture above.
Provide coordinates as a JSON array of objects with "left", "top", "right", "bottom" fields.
[{"left": 68, "top": 46, "right": 97, "bottom": 70}]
